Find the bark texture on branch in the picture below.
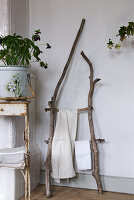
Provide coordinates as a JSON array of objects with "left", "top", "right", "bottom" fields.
[
  {"left": 45, "top": 19, "right": 85, "bottom": 198},
  {"left": 81, "top": 51, "right": 102, "bottom": 194},
  {"left": 45, "top": 106, "right": 89, "bottom": 112}
]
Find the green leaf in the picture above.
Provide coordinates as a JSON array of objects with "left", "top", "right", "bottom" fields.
[
  {"left": 107, "top": 39, "right": 114, "bottom": 49},
  {"left": 114, "top": 44, "right": 121, "bottom": 50},
  {"left": 46, "top": 43, "right": 51, "bottom": 49},
  {"left": 40, "top": 61, "right": 48, "bottom": 69},
  {"left": 0, "top": 30, "right": 50, "bottom": 69}
]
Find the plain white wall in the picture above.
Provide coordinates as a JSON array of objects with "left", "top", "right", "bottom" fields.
[
  {"left": 10, "top": 0, "right": 29, "bottom": 36},
  {"left": 29, "top": 0, "right": 134, "bottom": 178}
]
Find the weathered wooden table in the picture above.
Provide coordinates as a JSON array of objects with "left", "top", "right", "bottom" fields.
[{"left": 0, "top": 101, "right": 31, "bottom": 200}]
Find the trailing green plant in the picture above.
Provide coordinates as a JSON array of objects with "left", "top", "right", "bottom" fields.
[
  {"left": 0, "top": 29, "right": 51, "bottom": 68},
  {"left": 107, "top": 21, "right": 134, "bottom": 50}
]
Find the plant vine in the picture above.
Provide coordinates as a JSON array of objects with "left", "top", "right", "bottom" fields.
[{"left": 107, "top": 21, "right": 134, "bottom": 50}]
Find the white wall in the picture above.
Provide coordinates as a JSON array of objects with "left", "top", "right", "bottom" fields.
[
  {"left": 29, "top": 0, "right": 134, "bottom": 179},
  {"left": 10, "top": 0, "right": 29, "bottom": 37}
]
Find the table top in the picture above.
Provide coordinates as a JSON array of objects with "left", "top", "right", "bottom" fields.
[{"left": 0, "top": 101, "right": 30, "bottom": 104}]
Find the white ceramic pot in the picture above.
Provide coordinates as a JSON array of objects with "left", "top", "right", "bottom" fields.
[{"left": 0, "top": 66, "right": 29, "bottom": 98}]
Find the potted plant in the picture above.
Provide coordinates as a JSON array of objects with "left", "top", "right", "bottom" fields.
[
  {"left": 0, "top": 29, "right": 51, "bottom": 98},
  {"left": 107, "top": 21, "right": 134, "bottom": 49}
]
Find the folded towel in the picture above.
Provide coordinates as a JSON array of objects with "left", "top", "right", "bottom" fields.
[
  {"left": 51, "top": 109, "right": 78, "bottom": 182},
  {"left": 75, "top": 140, "right": 91, "bottom": 170},
  {"left": 0, "top": 162, "right": 25, "bottom": 169},
  {"left": 0, "top": 146, "right": 25, "bottom": 166}
]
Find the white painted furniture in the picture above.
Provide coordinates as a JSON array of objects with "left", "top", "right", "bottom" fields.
[{"left": 0, "top": 101, "right": 31, "bottom": 200}]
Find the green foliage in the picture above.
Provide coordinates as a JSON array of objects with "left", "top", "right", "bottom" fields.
[
  {"left": 107, "top": 21, "right": 134, "bottom": 50},
  {"left": 107, "top": 39, "right": 114, "bottom": 49},
  {"left": 114, "top": 43, "right": 121, "bottom": 50},
  {"left": 0, "top": 30, "right": 51, "bottom": 68}
]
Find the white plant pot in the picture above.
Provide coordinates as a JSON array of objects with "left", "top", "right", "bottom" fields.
[{"left": 0, "top": 66, "right": 29, "bottom": 98}]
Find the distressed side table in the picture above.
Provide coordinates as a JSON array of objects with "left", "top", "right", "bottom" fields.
[{"left": 0, "top": 101, "right": 31, "bottom": 200}]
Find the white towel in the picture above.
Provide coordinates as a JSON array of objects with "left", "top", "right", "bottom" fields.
[
  {"left": 0, "top": 146, "right": 25, "bottom": 168},
  {"left": 51, "top": 109, "right": 78, "bottom": 182},
  {"left": 0, "top": 162, "right": 25, "bottom": 169},
  {"left": 0, "top": 116, "right": 16, "bottom": 148},
  {"left": 75, "top": 140, "right": 91, "bottom": 170}
]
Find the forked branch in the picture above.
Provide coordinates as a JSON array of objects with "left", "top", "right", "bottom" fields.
[{"left": 81, "top": 51, "right": 102, "bottom": 194}]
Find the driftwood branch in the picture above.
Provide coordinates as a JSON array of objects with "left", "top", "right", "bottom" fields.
[
  {"left": 93, "top": 78, "right": 101, "bottom": 86},
  {"left": 44, "top": 138, "right": 105, "bottom": 145},
  {"left": 44, "top": 138, "right": 50, "bottom": 144},
  {"left": 44, "top": 106, "right": 93, "bottom": 112},
  {"left": 45, "top": 19, "right": 85, "bottom": 198},
  {"left": 81, "top": 51, "right": 102, "bottom": 194},
  {"left": 96, "top": 138, "right": 105, "bottom": 143},
  {"left": 52, "top": 19, "right": 85, "bottom": 103},
  {"left": 45, "top": 102, "right": 54, "bottom": 197}
]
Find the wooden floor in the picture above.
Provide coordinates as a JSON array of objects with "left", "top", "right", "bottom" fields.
[{"left": 20, "top": 185, "right": 134, "bottom": 200}]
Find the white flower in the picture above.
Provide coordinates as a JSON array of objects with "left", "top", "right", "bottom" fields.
[
  {"left": 7, "top": 74, "right": 24, "bottom": 97},
  {"left": 8, "top": 83, "right": 16, "bottom": 92},
  {"left": 13, "top": 74, "right": 20, "bottom": 83},
  {"left": 15, "top": 94, "right": 20, "bottom": 97}
]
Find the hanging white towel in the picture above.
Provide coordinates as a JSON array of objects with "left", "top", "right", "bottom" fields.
[
  {"left": 75, "top": 140, "right": 91, "bottom": 170},
  {"left": 51, "top": 109, "right": 78, "bottom": 182}
]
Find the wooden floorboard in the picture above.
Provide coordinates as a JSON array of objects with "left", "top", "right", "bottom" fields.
[{"left": 20, "top": 184, "right": 134, "bottom": 200}]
